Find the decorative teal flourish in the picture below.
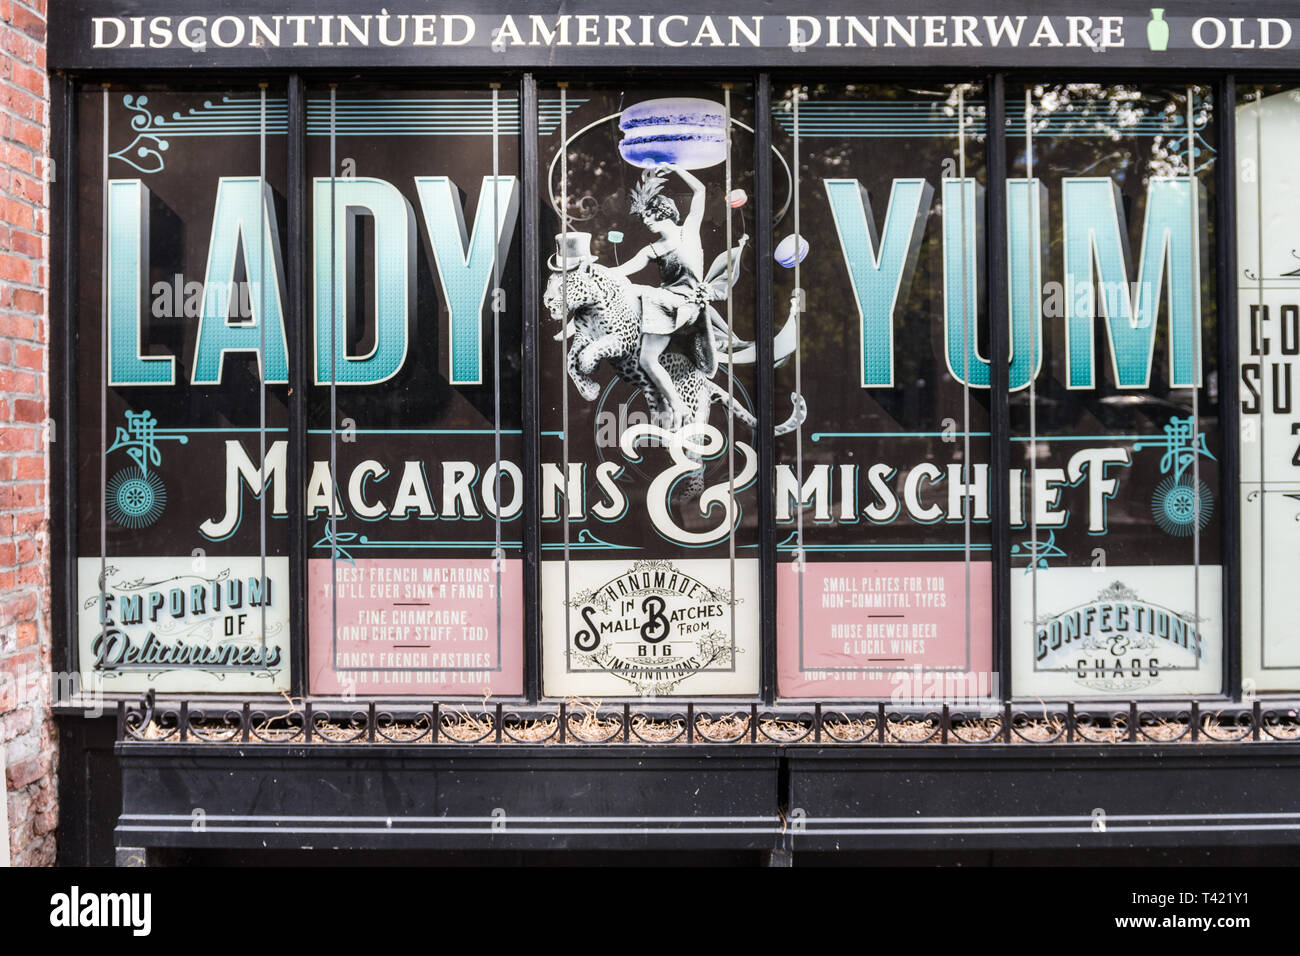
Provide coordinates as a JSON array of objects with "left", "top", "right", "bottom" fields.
[
  {"left": 110, "top": 94, "right": 291, "bottom": 173},
  {"left": 106, "top": 410, "right": 187, "bottom": 478},
  {"left": 542, "top": 529, "right": 638, "bottom": 550},
  {"left": 108, "top": 95, "right": 172, "bottom": 174},
  {"left": 314, "top": 524, "right": 358, "bottom": 565},
  {"left": 775, "top": 531, "right": 987, "bottom": 552},
  {"left": 1011, "top": 530, "right": 1067, "bottom": 572},
  {"left": 1132, "top": 415, "right": 1215, "bottom": 483}
]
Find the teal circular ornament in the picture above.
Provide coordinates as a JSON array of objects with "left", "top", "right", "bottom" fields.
[
  {"left": 106, "top": 469, "right": 167, "bottom": 529},
  {"left": 1151, "top": 475, "right": 1212, "bottom": 537}
]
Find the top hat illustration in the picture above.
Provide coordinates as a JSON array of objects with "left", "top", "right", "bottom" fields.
[{"left": 548, "top": 231, "right": 597, "bottom": 271}]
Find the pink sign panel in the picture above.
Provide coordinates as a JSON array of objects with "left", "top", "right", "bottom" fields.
[
  {"left": 778, "top": 560, "right": 993, "bottom": 699},
  {"left": 308, "top": 558, "right": 523, "bottom": 696}
]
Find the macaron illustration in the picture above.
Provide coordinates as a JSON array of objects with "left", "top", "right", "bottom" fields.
[
  {"left": 774, "top": 233, "right": 809, "bottom": 268},
  {"left": 618, "top": 97, "right": 727, "bottom": 169}
]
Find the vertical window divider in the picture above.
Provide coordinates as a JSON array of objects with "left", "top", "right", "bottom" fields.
[
  {"left": 490, "top": 81, "right": 505, "bottom": 692},
  {"left": 50, "top": 75, "right": 77, "bottom": 686},
  {"left": 754, "top": 73, "right": 777, "bottom": 704},
  {"left": 723, "top": 82, "right": 738, "bottom": 686},
  {"left": 287, "top": 73, "right": 308, "bottom": 699},
  {"left": 1216, "top": 73, "right": 1242, "bottom": 701},
  {"left": 985, "top": 72, "right": 1012, "bottom": 702},
  {"left": 98, "top": 84, "right": 109, "bottom": 692},
  {"left": 558, "top": 81, "right": 573, "bottom": 694},
  {"left": 1187, "top": 86, "right": 1203, "bottom": 686},
  {"left": 328, "top": 84, "right": 339, "bottom": 691},
  {"left": 958, "top": 83, "right": 972, "bottom": 684},
  {"left": 1024, "top": 83, "right": 1038, "bottom": 697},
  {"left": 521, "top": 73, "right": 542, "bottom": 702},
  {"left": 257, "top": 82, "right": 269, "bottom": 672}
]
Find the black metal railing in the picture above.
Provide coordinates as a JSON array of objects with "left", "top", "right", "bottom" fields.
[{"left": 116, "top": 692, "right": 1300, "bottom": 746}]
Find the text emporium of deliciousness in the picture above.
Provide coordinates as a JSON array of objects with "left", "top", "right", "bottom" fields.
[
  {"left": 106, "top": 175, "right": 1204, "bottom": 394},
  {"left": 206, "top": 439, "right": 1130, "bottom": 546},
  {"left": 88, "top": 13, "right": 1298, "bottom": 54},
  {"left": 92, "top": 576, "right": 281, "bottom": 672}
]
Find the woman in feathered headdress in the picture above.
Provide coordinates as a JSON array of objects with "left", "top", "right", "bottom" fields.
[{"left": 610, "top": 164, "right": 748, "bottom": 429}]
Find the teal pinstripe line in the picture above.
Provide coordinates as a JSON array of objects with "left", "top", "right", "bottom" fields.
[
  {"left": 155, "top": 427, "right": 287, "bottom": 433},
  {"left": 811, "top": 431, "right": 990, "bottom": 440},
  {"left": 1009, "top": 434, "right": 1167, "bottom": 442},
  {"left": 305, "top": 428, "right": 521, "bottom": 435},
  {"left": 312, "top": 540, "right": 523, "bottom": 549},
  {"left": 775, "top": 543, "right": 994, "bottom": 551}
]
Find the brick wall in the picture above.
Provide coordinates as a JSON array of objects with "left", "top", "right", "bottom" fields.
[{"left": 0, "top": 0, "right": 53, "bottom": 867}]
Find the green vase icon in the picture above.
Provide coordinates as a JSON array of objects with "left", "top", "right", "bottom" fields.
[{"left": 1147, "top": 9, "right": 1170, "bottom": 52}]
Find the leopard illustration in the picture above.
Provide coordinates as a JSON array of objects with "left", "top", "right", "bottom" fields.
[{"left": 543, "top": 263, "right": 805, "bottom": 436}]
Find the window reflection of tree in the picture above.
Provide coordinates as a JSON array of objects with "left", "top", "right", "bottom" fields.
[{"left": 773, "top": 83, "right": 988, "bottom": 439}]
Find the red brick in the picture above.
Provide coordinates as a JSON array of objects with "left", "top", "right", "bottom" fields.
[
  {"left": 9, "top": 117, "right": 40, "bottom": 153},
  {"left": 5, "top": 754, "right": 42, "bottom": 789},
  {"left": 17, "top": 174, "right": 43, "bottom": 204},
  {"left": 2, "top": 198, "right": 34, "bottom": 230},
  {"left": 0, "top": 592, "right": 35, "bottom": 620},
  {"left": 0, "top": 649, "right": 37, "bottom": 678},
  {"left": 0, "top": 83, "right": 41, "bottom": 122},
  {"left": 8, "top": 229, "right": 40, "bottom": 258},
  {"left": 0, "top": 313, "right": 36, "bottom": 341},
  {"left": 9, "top": 4, "right": 46, "bottom": 42},
  {"left": 13, "top": 510, "right": 42, "bottom": 533},
  {"left": 10, "top": 61, "right": 43, "bottom": 97},
  {"left": 2, "top": 706, "right": 33, "bottom": 740},
  {"left": 0, "top": 481, "right": 39, "bottom": 509},
  {"left": 6, "top": 790, "right": 31, "bottom": 828},
  {"left": 12, "top": 397, "right": 43, "bottom": 422},
  {"left": 1, "top": 26, "right": 36, "bottom": 61},
  {"left": 13, "top": 342, "right": 41, "bottom": 368},
  {"left": 0, "top": 367, "right": 36, "bottom": 393},
  {"left": 14, "top": 622, "right": 36, "bottom": 649},
  {"left": 14, "top": 454, "right": 43, "bottom": 479},
  {"left": 0, "top": 142, "right": 33, "bottom": 174},
  {"left": 11, "top": 288, "right": 42, "bottom": 314},
  {"left": 0, "top": 252, "right": 31, "bottom": 282},
  {"left": 0, "top": 427, "right": 34, "bottom": 451}
]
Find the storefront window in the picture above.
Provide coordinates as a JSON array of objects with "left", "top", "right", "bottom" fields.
[
  {"left": 772, "top": 82, "right": 994, "bottom": 700},
  {"left": 1008, "top": 83, "right": 1222, "bottom": 698},
  {"left": 65, "top": 73, "right": 1264, "bottom": 705},
  {"left": 76, "top": 86, "right": 292, "bottom": 694},
  {"left": 1237, "top": 84, "right": 1300, "bottom": 693},
  {"left": 537, "top": 82, "right": 761, "bottom": 697},
  {"left": 305, "top": 85, "right": 524, "bottom": 696}
]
